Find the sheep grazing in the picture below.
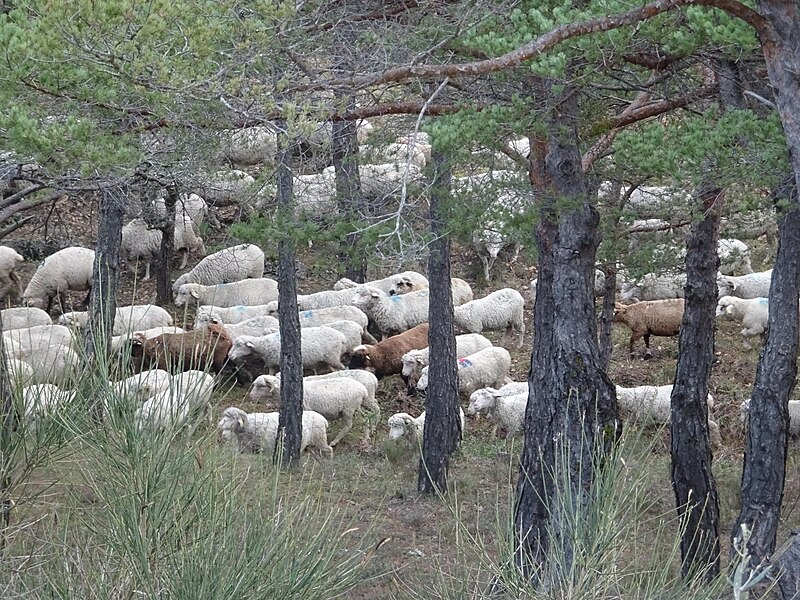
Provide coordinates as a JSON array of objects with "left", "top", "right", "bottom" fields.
[
  {"left": 467, "top": 389, "right": 527, "bottom": 439},
  {"left": 0, "top": 245, "right": 24, "bottom": 300},
  {"left": 17, "top": 344, "right": 80, "bottom": 385},
  {"left": 417, "top": 346, "right": 512, "bottom": 401},
  {"left": 172, "top": 243, "right": 265, "bottom": 294},
  {"left": 351, "top": 286, "right": 429, "bottom": 339},
  {"left": 292, "top": 288, "right": 361, "bottom": 311},
  {"left": 135, "top": 370, "right": 216, "bottom": 432},
  {"left": 194, "top": 304, "right": 276, "bottom": 327},
  {"left": 121, "top": 216, "right": 206, "bottom": 279},
  {"left": 716, "top": 296, "right": 769, "bottom": 350},
  {"left": 387, "top": 409, "right": 466, "bottom": 448},
  {"left": 295, "top": 370, "right": 380, "bottom": 416},
  {"left": 58, "top": 304, "right": 173, "bottom": 336},
  {"left": 174, "top": 278, "right": 279, "bottom": 308},
  {"left": 348, "top": 323, "right": 430, "bottom": 379},
  {"left": 616, "top": 384, "right": 721, "bottom": 447},
  {"left": 453, "top": 288, "right": 525, "bottom": 348},
  {"left": 194, "top": 313, "right": 279, "bottom": 339},
  {"left": 3, "top": 324, "right": 73, "bottom": 350},
  {"left": 111, "top": 326, "right": 185, "bottom": 353},
  {"left": 613, "top": 299, "right": 684, "bottom": 357},
  {"left": 400, "top": 333, "right": 493, "bottom": 387},
  {"left": 717, "top": 269, "right": 772, "bottom": 299},
  {"left": 217, "top": 406, "right": 333, "bottom": 457},
  {"left": 1, "top": 307, "right": 52, "bottom": 331},
  {"left": 251, "top": 374, "right": 377, "bottom": 446},
  {"left": 227, "top": 326, "right": 346, "bottom": 375},
  {"left": 334, "top": 271, "right": 429, "bottom": 297},
  {"left": 131, "top": 323, "right": 232, "bottom": 374},
  {"left": 741, "top": 399, "right": 800, "bottom": 436},
  {"left": 23, "top": 246, "right": 94, "bottom": 312},
  {"left": 22, "top": 383, "right": 76, "bottom": 424},
  {"left": 111, "top": 369, "right": 172, "bottom": 403},
  {"left": 619, "top": 272, "right": 687, "bottom": 303}
]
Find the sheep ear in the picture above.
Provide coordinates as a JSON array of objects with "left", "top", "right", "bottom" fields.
[
  {"left": 211, "top": 316, "right": 222, "bottom": 324},
  {"left": 731, "top": 281, "right": 739, "bottom": 292},
  {"left": 371, "top": 291, "right": 380, "bottom": 298},
  {"left": 234, "top": 416, "right": 245, "bottom": 433},
  {"left": 246, "top": 341, "right": 254, "bottom": 348},
  {"left": 191, "top": 290, "right": 199, "bottom": 299},
  {"left": 725, "top": 305, "right": 734, "bottom": 315},
  {"left": 415, "top": 356, "right": 424, "bottom": 365}
]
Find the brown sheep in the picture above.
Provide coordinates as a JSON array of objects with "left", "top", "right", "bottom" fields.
[
  {"left": 131, "top": 322, "right": 232, "bottom": 374},
  {"left": 613, "top": 299, "right": 684, "bottom": 357},
  {"left": 348, "top": 323, "right": 429, "bottom": 381}
]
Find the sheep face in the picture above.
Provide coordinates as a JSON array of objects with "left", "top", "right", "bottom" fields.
[
  {"left": 174, "top": 285, "right": 199, "bottom": 306},
  {"left": 387, "top": 414, "right": 413, "bottom": 439},
  {"left": 612, "top": 302, "right": 630, "bottom": 322},
  {"left": 250, "top": 375, "right": 279, "bottom": 404},
  {"left": 388, "top": 276, "right": 415, "bottom": 296},
  {"left": 228, "top": 338, "right": 256, "bottom": 362},
  {"left": 401, "top": 352, "right": 423, "bottom": 378},
  {"left": 716, "top": 298, "right": 735, "bottom": 318},
  {"left": 218, "top": 407, "right": 247, "bottom": 441},
  {"left": 351, "top": 286, "right": 383, "bottom": 307},
  {"left": 468, "top": 389, "right": 497, "bottom": 416},
  {"left": 348, "top": 346, "right": 373, "bottom": 372}
]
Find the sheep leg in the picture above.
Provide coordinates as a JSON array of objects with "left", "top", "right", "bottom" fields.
[
  {"left": 643, "top": 334, "right": 653, "bottom": 359},
  {"left": 142, "top": 261, "right": 151, "bottom": 281},
  {"left": 177, "top": 249, "right": 189, "bottom": 270},
  {"left": 10, "top": 271, "right": 22, "bottom": 298},
  {"left": 329, "top": 414, "right": 353, "bottom": 447},
  {"left": 480, "top": 255, "right": 491, "bottom": 281}
]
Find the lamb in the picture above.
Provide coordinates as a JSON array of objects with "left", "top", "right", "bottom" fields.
[
  {"left": 174, "top": 278, "right": 279, "bottom": 308},
  {"left": 58, "top": 304, "right": 173, "bottom": 336},
  {"left": 135, "top": 370, "right": 216, "bottom": 432},
  {"left": 716, "top": 296, "right": 769, "bottom": 349},
  {"left": 416, "top": 346, "right": 512, "bottom": 401},
  {"left": 717, "top": 269, "right": 772, "bottom": 299},
  {"left": 121, "top": 216, "right": 206, "bottom": 279},
  {"left": 613, "top": 299, "right": 684, "bottom": 357},
  {"left": 1, "top": 307, "right": 52, "bottom": 331},
  {"left": 619, "top": 272, "right": 687, "bottom": 303},
  {"left": 227, "top": 326, "right": 346, "bottom": 375},
  {"left": 467, "top": 390, "right": 527, "bottom": 439},
  {"left": 616, "top": 384, "right": 721, "bottom": 447},
  {"left": 194, "top": 304, "right": 275, "bottom": 326},
  {"left": 387, "top": 409, "right": 465, "bottom": 448},
  {"left": 348, "top": 323, "right": 430, "bottom": 379},
  {"left": 131, "top": 323, "right": 232, "bottom": 374},
  {"left": 334, "top": 271, "right": 429, "bottom": 296},
  {"left": 251, "top": 374, "right": 376, "bottom": 446},
  {"left": 351, "top": 286, "right": 429, "bottom": 339},
  {"left": 453, "top": 288, "right": 525, "bottom": 348},
  {"left": 217, "top": 406, "right": 333, "bottom": 457},
  {"left": 741, "top": 399, "right": 800, "bottom": 436},
  {"left": 400, "top": 333, "right": 493, "bottom": 386},
  {"left": 194, "top": 313, "right": 279, "bottom": 339},
  {"left": 23, "top": 246, "right": 94, "bottom": 312},
  {"left": 0, "top": 245, "right": 24, "bottom": 300},
  {"left": 172, "top": 244, "right": 265, "bottom": 294}
]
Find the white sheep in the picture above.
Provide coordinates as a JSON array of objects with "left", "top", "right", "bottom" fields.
[
  {"left": 172, "top": 243, "right": 265, "bottom": 294},
  {"left": 293, "top": 171, "right": 337, "bottom": 215},
  {"left": 323, "top": 163, "right": 425, "bottom": 200},
  {"left": 16, "top": 344, "right": 80, "bottom": 385},
  {"left": 152, "top": 192, "right": 209, "bottom": 229},
  {"left": 381, "top": 133, "right": 432, "bottom": 168},
  {"left": 717, "top": 238, "right": 754, "bottom": 275},
  {"left": 174, "top": 278, "right": 278, "bottom": 308},
  {"left": 616, "top": 384, "right": 721, "bottom": 447},
  {"left": 416, "top": 346, "right": 512, "bottom": 400},
  {"left": 1, "top": 307, "right": 52, "bottom": 331},
  {"left": 451, "top": 278, "right": 474, "bottom": 306},
  {"left": 467, "top": 390, "right": 527, "bottom": 439},
  {"left": 22, "top": 383, "right": 76, "bottom": 424},
  {"left": 0, "top": 245, "right": 24, "bottom": 300},
  {"left": 111, "top": 326, "right": 185, "bottom": 353},
  {"left": 193, "top": 313, "right": 279, "bottom": 339},
  {"left": 717, "top": 269, "right": 772, "bottom": 299},
  {"left": 716, "top": 296, "right": 769, "bottom": 349},
  {"left": 333, "top": 271, "right": 429, "bottom": 296},
  {"left": 387, "top": 409, "right": 466, "bottom": 448},
  {"left": 217, "top": 406, "right": 333, "bottom": 457},
  {"left": 196, "top": 169, "right": 256, "bottom": 206},
  {"left": 251, "top": 374, "right": 376, "bottom": 446},
  {"left": 111, "top": 369, "right": 172, "bottom": 403},
  {"left": 453, "top": 288, "right": 525, "bottom": 348},
  {"left": 228, "top": 326, "right": 346, "bottom": 375},
  {"left": 290, "top": 288, "right": 361, "bottom": 311},
  {"left": 194, "top": 304, "right": 276, "bottom": 326},
  {"left": 400, "top": 333, "right": 493, "bottom": 383},
  {"left": 318, "top": 320, "right": 366, "bottom": 360},
  {"left": 134, "top": 370, "right": 215, "bottom": 432},
  {"left": 58, "top": 304, "right": 173, "bottom": 336},
  {"left": 23, "top": 246, "right": 94, "bottom": 312},
  {"left": 294, "top": 305, "right": 370, "bottom": 332},
  {"left": 740, "top": 399, "right": 800, "bottom": 436},
  {"left": 121, "top": 216, "right": 206, "bottom": 279},
  {"left": 293, "top": 370, "right": 380, "bottom": 418},
  {"left": 351, "top": 286, "right": 429, "bottom": 339},
  {"left": 5, "top": 357, "right": 35, "bottom": 388}
]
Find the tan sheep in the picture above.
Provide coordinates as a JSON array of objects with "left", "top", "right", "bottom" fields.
[{"left": 613, "top": 299, "right": 684, "bottom": 357}]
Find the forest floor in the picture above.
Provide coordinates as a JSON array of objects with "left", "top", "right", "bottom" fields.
[{"left": 5, "top": 194, "right": 800, "bottom": 598}]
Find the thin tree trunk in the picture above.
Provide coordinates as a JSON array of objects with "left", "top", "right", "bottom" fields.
[
  {"left": 274, "top": 123, "right": 303, "bottom": 467},
  {"left": 0, "top": 310, "right": 13, "bottom": 552},
  {"left": 155, "top": 187, "right": 176, "bottom": 306},
  {"left": 670, "top": 182, "right": 722, "bottom": 580},
  {"left": 332, "top": 96, "right": 366, "bottom": 282},
  {"left": 734, "top": 1, "right": 800, "bottom": 569},
  {"left": 514, "top": 87, "right": 619, "bottom": 583},
  {"left": 418, "top": 147, "right": 459, "bottom": 495},
  {"left": 598, "top": 264, "right": 617, "bottom": 370}
]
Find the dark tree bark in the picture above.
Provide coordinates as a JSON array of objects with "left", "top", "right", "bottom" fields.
[
  {"left": 773, "top": 531, "right": 800, "bottom": 599},
  {"left": 670, "top": 183, "right": 722, "bottom": 580},
  {"left": 733, "top": 0, "right": 800, "bottom": 569},
  {"left": 0, "top": 311, "right": 13, "bottom": 552},
  {"left": 418, "top": 147, "right": 460, "bottom": 495},
  {"left": 598, "top": 264, "right": 617, "bottom": 371},
  {"left": 332, "top": 95, "right": 367, "bottom": 282},
  {"left": 273, "top": 123, "right": 303, "bottom": 467},
  {"left": 514, "top": 86, "right": 619, "bottom": 583},
  {"left": 154, "top": 186, "right": 176, "bottom": 306}
]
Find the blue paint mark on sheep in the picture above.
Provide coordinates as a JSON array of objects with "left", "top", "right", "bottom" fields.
[
  {"left": 302, "top": 310, "right": 314, "bottom": 318},
  {"left": 389, "top": 295, "right": 402, "bottom": 303},
  {"left": 757, "top": 298, "right": 768, "bottom": 305}
]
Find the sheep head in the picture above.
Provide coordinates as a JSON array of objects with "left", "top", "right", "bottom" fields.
[
  {"left": 387, "top": 413, "right": 415, "bottom": 439},
  {"left": 468, "top": 388, "right": 499, "bottom": 415}
]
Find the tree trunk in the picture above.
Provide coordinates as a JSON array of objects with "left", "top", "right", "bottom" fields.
[
  {"left": 733, "top": 1, "right": 800, "bottom": 568},
  {"left": 84, "top": 185, "right": 124, "bottom": 417},
  {"left": 514, "top": 86, "right": 619, "bottom": 584},
  {"left": 597, "top": 263, "right": 617, "bottom": 371},
  {"left": 333, "top": 96, "right": 366, "bottom": 283},
  {"left": 0, "top": 311, "right": 13, "bottom": 552},
  {"left": 418, "top": 147, "right": 459, "bottom": 495},
  {"left": 154, "top": 187, "right": 176, "bottom": 306},
  {"left": 670, "top": 182, "right": 722, "bottom": 580},
  {"left": 273, "top": 123, "right": 303, "bottom": 467}
]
